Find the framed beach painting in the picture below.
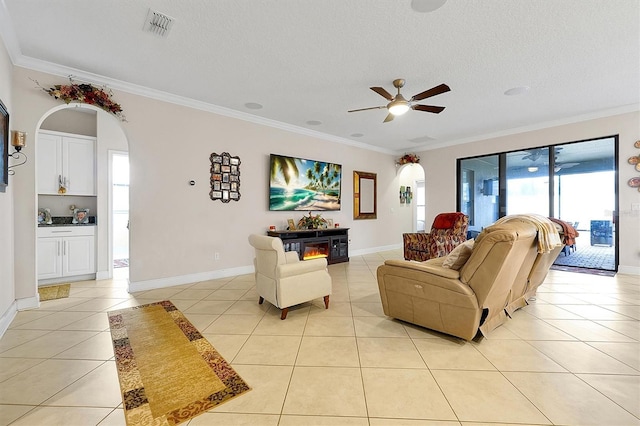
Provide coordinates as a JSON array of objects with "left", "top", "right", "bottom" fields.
[{"left": 269, "top": 153, "right": 342, "bottom": 211}]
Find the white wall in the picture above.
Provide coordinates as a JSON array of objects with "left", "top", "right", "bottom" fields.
[
  {"left": 0, "top": 34, "right": 15, "bottom": 333},
  {"left": 419, "top": 111, "right": 640, "bottom": 274},
  {"left": 10, "top": 67, "right": 402, "bottom": 300},
  {"left": 397, "top": 163, "right": 425, "bottom": 233},
  {"left": 7, "top": 67, "right": 639, "bottom": 309},
  {"left": 41, "top": 108, "right": 97, "bottom": 136},
  {"left": 96, "top": 112, "right": 128, "bottom": 277}
]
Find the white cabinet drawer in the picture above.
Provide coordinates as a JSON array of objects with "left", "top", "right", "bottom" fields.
[{"left": 38, "top": 226, "right": 96, "bottom": 238}]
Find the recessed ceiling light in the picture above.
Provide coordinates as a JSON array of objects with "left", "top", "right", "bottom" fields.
[
  {"left": 504, "top": 86, "right": 530, "bottom": 96},
  {"left": 244, "top": 102, "right": 263, "bottom": 109},
  {"left": 306, "top": 120, "right": 322, "bottom": 126},
  {"left": 350, "top": 133, "right": 364, "bottom": 138},
  {"left": 411, "top": 0, "right": 447, "bottom": 13}
]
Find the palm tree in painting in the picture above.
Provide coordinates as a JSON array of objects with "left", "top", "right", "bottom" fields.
[
  {"left": 305, "top": 162, "right": 340, "bottom": 193},
  {"left": 270, "top": 155, "right": 299, "bottom": 185}
]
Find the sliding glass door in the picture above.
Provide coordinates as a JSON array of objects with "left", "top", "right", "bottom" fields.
[
  {"left": 457, "top": 136, "right": 618, "bottom": 271},
  {"left": 458, "top": 155, "right": 499, "bottom": 238},
  {"left": 505, "top": 148, "right": 550, "bottom": 216}
]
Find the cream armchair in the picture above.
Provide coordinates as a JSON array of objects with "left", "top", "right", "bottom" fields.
[
  {"left": 377, "top": 221, "right": 538, "bottom": 340},
  {"left": 248, "top": 234, "right": 332, "bottom": 319}
]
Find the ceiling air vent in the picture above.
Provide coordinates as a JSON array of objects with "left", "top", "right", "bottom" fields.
[{"left": 143, "top": 9, "right": 174, "bottom": 38}]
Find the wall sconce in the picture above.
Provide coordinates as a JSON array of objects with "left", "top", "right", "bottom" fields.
[
  {"left": 400, "top": 185, "right": 412, "bottom": 204},
  {"left": 8, "top": 131, "right": 27, "bottom": 175}
]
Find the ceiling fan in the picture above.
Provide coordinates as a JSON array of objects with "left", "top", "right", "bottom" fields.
[{"left": 348, "top": 79, "right": 450, "bottom": 123}]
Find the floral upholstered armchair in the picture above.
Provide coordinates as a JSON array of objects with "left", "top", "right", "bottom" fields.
[{"left": 403, "top": 212, "right": 469, "bottom": 261}]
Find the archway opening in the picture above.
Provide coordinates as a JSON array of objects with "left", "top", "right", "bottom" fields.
[{"left": 35, "top": 104, "right": 130, "bottom": 286}]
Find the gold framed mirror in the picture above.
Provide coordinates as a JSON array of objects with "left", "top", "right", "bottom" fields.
[{"left": 353, "top": 171, "right": 377, "bottom": 220}]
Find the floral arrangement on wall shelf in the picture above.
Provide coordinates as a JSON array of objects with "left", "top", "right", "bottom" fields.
[
  {"left": 34, "top": 77, "right": 127, "bottom": 122},
  {"left": 397, "top": 153, "right": 420, "bottom": 165}
]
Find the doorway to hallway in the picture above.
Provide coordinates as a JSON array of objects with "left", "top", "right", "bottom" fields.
[{"left": 111, "top": 152, "right": 129, "bottom": 272}]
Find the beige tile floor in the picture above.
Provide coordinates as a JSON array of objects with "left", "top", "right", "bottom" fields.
[{"left": 1, "top": 250, "right": 639, "bottom": 425}]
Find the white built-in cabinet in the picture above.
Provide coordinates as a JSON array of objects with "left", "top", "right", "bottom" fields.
[
  {"left": 37, "top": 130, "right": 96, "bottom": 196},
  {"left": 37, "top": 226, "right": 96, "bottom": 281}
]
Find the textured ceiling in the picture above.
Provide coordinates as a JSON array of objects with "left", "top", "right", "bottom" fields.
[{"left": 1, "top": 0, "right": 638, "bottom": 154}]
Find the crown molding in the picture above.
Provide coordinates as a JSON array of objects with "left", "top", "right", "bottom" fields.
[
  {"left": 13, "top": 54, "right": 396, "bottom": 156},
  {"left": 412, "top": 103, "right": 640, "bottom": 152}
]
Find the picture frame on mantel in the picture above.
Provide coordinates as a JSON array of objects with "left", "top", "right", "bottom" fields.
[{"left": 0, "top": 99, "right": 9, "bottom": 193}]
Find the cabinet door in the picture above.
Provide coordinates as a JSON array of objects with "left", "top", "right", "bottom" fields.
[
  {"left": 37, "top": 237, "right": 62, "bottom": 279},
  {"left": 64, "top": 137, "right": 96, "bottom": 195},
  {"left": 37, "top": 133, "right": 63, "bottom": 195},
  {"left": 63, "top": 236, "right": 96, "bottom": 276}
]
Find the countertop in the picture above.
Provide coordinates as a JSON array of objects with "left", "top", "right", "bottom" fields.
[
  {"left": 38, "top": 216, "right": 97, "bottom": 227},
  {"left": 38, "top": 223, "right": 97, "bottom": 227}
]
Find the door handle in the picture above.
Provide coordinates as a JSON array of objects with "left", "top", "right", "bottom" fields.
[
  {"left": 63, "top": 241, "right": 66, "bottom": 256},
  {"left": 57, "top": 241, "right": 60, "bottom": 256}
]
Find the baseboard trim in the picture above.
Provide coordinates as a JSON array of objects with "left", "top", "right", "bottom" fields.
[
  {"left": 0, "top": 302, "right": 18, "bottom": 339},
  {"left": 350, "top": 244, "right": 402, "bottom": 257},
  {"left": 96, "top": 270, "right": 110, "bottom": 280},
  {"left": 617, "top": 265, "right": 640, "bottom": 276},
  {"left": 16, "top": 296, "right": 40, "bottom": 311},
  {"left": 128, "top": 265, "right": 254, "bottom": 292}
]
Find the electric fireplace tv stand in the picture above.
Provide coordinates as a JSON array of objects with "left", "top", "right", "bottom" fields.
[{"left": 267, "top": 228, "right": 349, "bottom": 265}]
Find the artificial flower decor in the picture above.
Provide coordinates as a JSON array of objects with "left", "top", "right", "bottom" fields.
[
  {"left": 397, "top": 153, "right": 420, "bottom": 165},
  {"left": 298, "top": 212, "right": 327, "bottom": 229},
  {"left": 34, "top": 77, "right": 126, "bottom": 121}
]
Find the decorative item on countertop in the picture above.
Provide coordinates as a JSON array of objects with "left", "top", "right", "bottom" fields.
[
  {"left": 298, "top": 212, "right": 327, "bottom": 230},
  {"left": 33, "top": 76, "right": 126, "bottom": 121},
  {"left": 627, "top": 140, "right": 640, "bottom": 192},
  {"left": 210, "top": 152, "right": 241, "bottom": 203},
  {"left": 397, "top": 153, "right": 420, "bottom": 165},
  {"left": 72, "top": 208, "right": 90, "bottom": 224},
  {"left": 38, "top": 208, "right": 53, "bottom": 225},
  {"left": 400, "top": 186, "right": 413, "bottom": 204}
]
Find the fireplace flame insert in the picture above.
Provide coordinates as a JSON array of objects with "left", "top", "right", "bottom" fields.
[{"left": 303, "top": 241, "right": 329, "bottom": 260}]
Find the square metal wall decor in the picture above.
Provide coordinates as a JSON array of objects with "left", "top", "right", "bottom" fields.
[{"left": 210, "top": 152, "right": 240, "bottom": 202}]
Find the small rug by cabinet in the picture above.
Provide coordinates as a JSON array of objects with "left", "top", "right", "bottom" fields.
[
  {"left": 38, "top": 283, "right": 71, "bottom": 301},
  {"left": 108, "top": 300, "right": 251, "bottom": 425}
]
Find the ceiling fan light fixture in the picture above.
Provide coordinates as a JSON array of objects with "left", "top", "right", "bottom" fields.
[
  {"left": 411, "top": 0, "right": 447, "bottom": 13},
  {"left": 528, "top": 166, "right": 539, "bottom": 173},
  {"left": 388, "top": 97, "right": 410, "bottom": 116}
]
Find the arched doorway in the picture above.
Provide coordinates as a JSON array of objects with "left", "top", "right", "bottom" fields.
[
  {"left": 397, "top": 163, "right": 426, "bottom": 233},
  {"left": 35, "top": 104, "right": 129, "bottom": 285}
]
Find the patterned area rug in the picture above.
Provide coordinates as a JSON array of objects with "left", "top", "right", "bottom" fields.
[
  {"left": 38, "top": 283, "right": 71, "bottom": 301},
  {"left": 108, "top": 300, "right": 251, "bottom": 425}
]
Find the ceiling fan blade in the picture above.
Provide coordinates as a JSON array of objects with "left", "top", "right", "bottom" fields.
[
  {"left": 410, "top": 83, "right": 450, "bottom": 102},
  {"left": 383, "top": 113, "right": 395, "bottom": 123},
  {"left": 348, "top": 106, "right": 386, "bottom": 113},
  {"left": 370, "top": 86, "right": 394, "bottom": 101},
  {"left": 412, "top": 104, "right": 445, "bottom": 113}
]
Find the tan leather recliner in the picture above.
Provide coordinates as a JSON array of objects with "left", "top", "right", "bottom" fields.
[
  {"left": 506, "top": 219, "right": 565, "bottom": 315},
  {"left": 248, "top": 234, "right": 332, "bottom": 319},
  {"left": 377, "top": 221, "right": 538, "bottom": 340}
]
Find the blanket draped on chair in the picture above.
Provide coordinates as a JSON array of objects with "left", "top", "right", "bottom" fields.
[
  {"left": 495, "top": 214, "right": 562, "bottom": 253},
  {"left": 548, "top": 217, "right": 579, "bottom": 247}
]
